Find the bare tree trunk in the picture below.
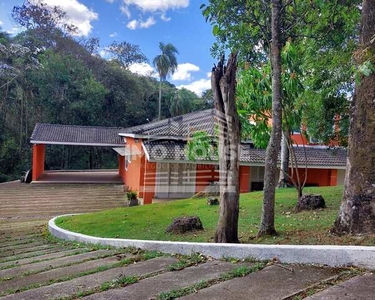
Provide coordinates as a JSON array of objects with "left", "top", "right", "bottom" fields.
[
  {"left": 258, "top": 0, "right": 283, "bottom": 237},
  {"left": 277, "top": 131, "right": 289, "bottom": 188},
  {"left": 212, "top": 54, "right": 240, "bottom": 243},
  {"left": 158, "top": 79, "right": 162, "bottom": 120},
  {"left": 333, "top": 0, "right": 375, "bottom": 234}
]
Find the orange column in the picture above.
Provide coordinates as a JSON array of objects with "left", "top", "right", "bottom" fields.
[
  {"left": 118, "top": 155, "right": 125, "bottom": 183},
  {"left": 32, "top": 144, "right": 45, "bottom": 181},
  {"left": 329, "top": 169, "right": 338, "bottom": 186},
  {"left": 239, "top": 166, "right": 251, "bottom": 193},
  {"left": 143, "top": 161, "right": 156, "bottom": 204}
]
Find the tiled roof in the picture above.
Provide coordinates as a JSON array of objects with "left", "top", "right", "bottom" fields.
[
  {"left": 122, "top": 109, "right": 216, "bottom": 137},
  {"left": 30, "top": 123, "right": 125, "bottom": 146},
  {"left": 142, "top": 140, "right": 347, "bottom": 167}
]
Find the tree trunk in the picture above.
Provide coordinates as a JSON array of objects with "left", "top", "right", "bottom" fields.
[
  {"left": 258, "top": 0, "right": 283, "bottom": 237},
  {"left": 277, "top": 131, "right": 289, "bottom": 188},
  {"left": 333, "top": 0, "right": 375, "bottom": 234},
  {"left": 158, "top": 79, "right": 162, "bottom": 120},
  {"left": 212, "top": 54, "right": 240, "bottom": 243}
]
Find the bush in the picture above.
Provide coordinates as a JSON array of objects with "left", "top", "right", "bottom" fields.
[{"left": 0, "top": 173, "right": 10, "bottom": 183}]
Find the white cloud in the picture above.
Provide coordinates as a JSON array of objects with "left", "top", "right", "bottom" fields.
[
  {"left": 122, "top": 0, "right": 189, "bottom": 12},
  {"left": 6, "top": 27, "right": 22, "bottom": 35},
  {"left": 126, "top": 19, "right": 138, "bottom": 30},
  {"left": 120, "top": 5, "right": 131, "bottom": 18},
  {"left": 172, "top": 63, "right": 200, "bottom": 81},
  {"left": 140, "top": 16, "right": 155, "bottom": 28},
  {"left": 178, "top": 78, "right": 211, "bottom": 97},
  {"left": 109, "top": 32, "right": 117, "bottom": 37},
  {"left": 0, "top": 20, "right": 3, "bottom": 26},
  {"left": 126, "top": 16, "right": 156, "bottom": 30},
  {"left": 31, "top": 0, "right": 98, "bottom": 36},
  {"left": 99, "top": 47, "right": 111, "bottom": 59},
  {"left": 161, "top": 13, "right": 171, "bottom": 22},
  {"left": 106, "top": 0, "right": 115, "bottom": 3},
  {"left": 129, "top": 62, "right": 156, "bottom": 77}
]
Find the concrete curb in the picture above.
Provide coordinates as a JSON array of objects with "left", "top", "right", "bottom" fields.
[{"left": 49, "top": 215, "right": 375, "bottom": 269}]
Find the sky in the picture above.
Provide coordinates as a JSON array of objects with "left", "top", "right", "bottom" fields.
[{"left": 0, "top": 0, "right": 217, "bottom": 96}]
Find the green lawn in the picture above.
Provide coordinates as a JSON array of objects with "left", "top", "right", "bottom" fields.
[{"left": 56, "top": 186, "right": 375, "bottom": 245}]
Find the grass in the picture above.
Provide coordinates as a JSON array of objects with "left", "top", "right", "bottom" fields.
[{"left": 56, "top": 186, "right": 375, "bottom": 245}]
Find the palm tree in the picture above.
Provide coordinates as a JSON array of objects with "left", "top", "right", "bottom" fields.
[{"left": 153, "top": 42, "right": 179, "bottom": 120}]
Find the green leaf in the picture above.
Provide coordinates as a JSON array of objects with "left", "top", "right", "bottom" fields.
[{"left": 213, "top": 25, "right": 220, "bottom": 36}]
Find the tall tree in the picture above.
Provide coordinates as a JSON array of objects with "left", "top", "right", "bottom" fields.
[
  {"left": 203, "top": 0, "right": 361, "bottom": 236},
  {"left": 153, "top": 42, "right": 178, "bottom": 120},
  {"left": 258, "top": 0, "right": 283, "bottom": 236},
  {"left": 333, "top": 0, "right": 375, "bottom": 234},
  {"left": 212, "top": 54, "right": 240, "bottom": 243},
  {"left": 108, "top": 41, "right": 148, "bottom": 69}
]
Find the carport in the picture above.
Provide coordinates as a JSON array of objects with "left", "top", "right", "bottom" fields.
[{"left": 30, "top": 123, "right": 127, "bottom": 184}]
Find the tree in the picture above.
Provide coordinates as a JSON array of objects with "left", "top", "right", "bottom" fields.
[
  {"left": 153, "top": 42, "right": 178, "bottom": 120},
  {"left": 237, "top": 41, "right": 305, "bottom": 194},
  {"left": 333, "top": 0, "right": 375, "bottom": 234},
  {"left": 212, "top": 54, "right": 240, "bottom": 243},
  {"left": 203, "top": 0, "right": 361, "bottom": 236},
  {"left": 169, "top": 88, "right": 195, "bottom": 116},
  {"left": 108, "top": 41, "right": 148, "bottom": 69}
]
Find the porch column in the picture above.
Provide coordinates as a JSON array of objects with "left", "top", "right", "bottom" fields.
[
  {"left": 143, "top": 161, "right": 156, "bottom": 204},
  {"left": 118, "top": 155, "right": 125, "bottom": 183},
  {"left": 328, "top": 169, "right": 338, "bottom": 186},
  {"left": 32, "top": 144, "right": 45, "bottom": 181},
  {"left": 239, "top": 166, "right": 251, "bottom": 193}
]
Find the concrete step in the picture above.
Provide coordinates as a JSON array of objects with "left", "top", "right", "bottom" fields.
[
  {"left": 0, "top": 250, "right": 116, "bottom": 279},
  {"left": 85, "top": 261, "right": 248, "bottom": 300},
  {"left": 0, "top": 248, "right": 89, "bottom": 270},
  {"left": 0, "top": 245, "right": 60, "bottom": 259},
  {"left": 305, "top": 273, "right": 375, "bottom": 299},
  {"left": 0, "top": 254, "right": 125, "bottom": 294},
  {"left": 1, "top": 256, "right": 178, "bottom": 300},
  {"left": 0, "top": 247, "right": 75, "bottom": 264},
  {"left": 179, "top": 264, "right": 340, "bottom": 300}
]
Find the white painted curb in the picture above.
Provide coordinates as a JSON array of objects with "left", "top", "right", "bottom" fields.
[{"left": 49, "top": 215, "right": 375, "bottom": 269}]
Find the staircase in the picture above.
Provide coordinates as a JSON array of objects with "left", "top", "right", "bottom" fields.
[{"left": 0, "top": 182, "right": 126, "bottom": 220}]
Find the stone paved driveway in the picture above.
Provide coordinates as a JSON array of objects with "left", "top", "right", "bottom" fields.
[{"left": 1, "top": 182, "right": 374, "bottom": 299}]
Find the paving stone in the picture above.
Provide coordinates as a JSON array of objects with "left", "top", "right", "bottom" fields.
[
  {"left": 305, "top": 273, "right": 375, "bottom": 299},
  {"left": 0, "top": 248, "right": 88, "bottom": 269},
  {"left": 85, "top": 261, "right": 245, "bottom": 300},
  {"left": 1, "top": 256, "right": 178, "bottom": 300},
  {"left": 0, "top": 255, "right": 124, "bottom": 293},
  {"left": 180, "top": 265, "right": 340, "bottom": 300},
  {"left": 0, "top": 250, "right": 116, "bottom": 279}
]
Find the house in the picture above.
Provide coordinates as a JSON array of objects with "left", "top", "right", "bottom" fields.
[{"left": 30, "top": 109, "right": 347, "bottom": 204}]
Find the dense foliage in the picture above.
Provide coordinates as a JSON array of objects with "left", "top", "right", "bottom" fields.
[{"left": 0, "top": 2, "right": 210, "bottom": 182}]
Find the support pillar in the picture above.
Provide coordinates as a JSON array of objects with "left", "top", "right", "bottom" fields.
[
  {"left": 143, "top": 161, "right": 156, "bottom": 204},
  {"left": 118, "top": 155, "right": 125, "bottom": 183},
  {"left": 32, "top": 144, "right": 45, "bottom": 181},
  {"left": 239, "top": 166, "right": 251, "bottom": 193}
]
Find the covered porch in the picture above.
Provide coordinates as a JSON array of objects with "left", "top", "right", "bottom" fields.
[{"left": 30, "top": 123, "right": 127, "bottom": 184}]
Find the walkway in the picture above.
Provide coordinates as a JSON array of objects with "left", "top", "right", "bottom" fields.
[
  {"left": 1, "top": 182, "right": 375, "bottom": 299},
  {"left": 35, "top": 170, "right": 123, "bottom": 184}
]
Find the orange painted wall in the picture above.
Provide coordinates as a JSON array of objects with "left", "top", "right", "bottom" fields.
[
  {"left": 239, "top": 166, "right": 251, "bottom": 193},
  {"left": 143, "top": 161, "right": 157, "bottom": 204},
  {"left": 290, "top": 168, "right": 338, "bottom": 187},
  {"left": 291, "top": 133, "right": 309, "bottom": 145},
  {"left": 195, "top": 164, "right": 219, "bottom": 193},
  {"left": 32, "top": 144, "right": 45, "bottom": 181}
]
